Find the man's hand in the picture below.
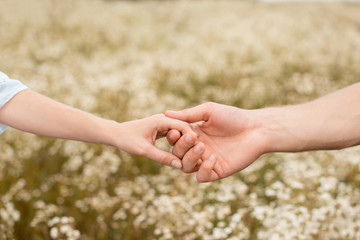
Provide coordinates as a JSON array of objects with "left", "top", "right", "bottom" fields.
[
  {"left": 166, "top": 102, "right": 270, "bottom": 182},
  {"left": 166, "top": 129, "right": 205, "bottom": 173}
]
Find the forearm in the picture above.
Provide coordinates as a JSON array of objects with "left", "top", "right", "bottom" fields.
[
  {"left": 259, "top": 83, "right": 360, "bottom": 152},
  {"left": 0, "top": 90, "right": 118, "bottom": 146}
]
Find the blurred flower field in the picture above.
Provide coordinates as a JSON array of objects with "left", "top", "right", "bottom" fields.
[{"left": 1, "top": 0, "right": 360, "bottom": 239}]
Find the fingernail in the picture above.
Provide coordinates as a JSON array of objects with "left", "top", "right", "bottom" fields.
[
  {"left": 171, "top": 160, "right": 182, "bottom": 169},
  {"left": 194, "top": 144, "right": 202, "bottom": 153},
  {"left": 209, "top": 154, "right": 216, "bottom": 162},
  {"left": 186, "top": 134, "right": 193, "bottom": 143}
]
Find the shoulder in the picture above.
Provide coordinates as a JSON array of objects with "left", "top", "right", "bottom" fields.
[
  {"left": 0, "top": 71, "right": 10, "bottom": 87},
  {"left": 0, "top": 71, "right": 28, "bottom": 101}
]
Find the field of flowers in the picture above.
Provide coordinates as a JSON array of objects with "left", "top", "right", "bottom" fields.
[{"left": 1, "top": 0, "right": 360, "bottom": 239}]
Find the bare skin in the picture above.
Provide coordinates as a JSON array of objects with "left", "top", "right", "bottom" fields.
[
  {"left": 167, "top": 83, "right": 360, "bottom": 182},
  {"left": 0, "top": 89, "right": 197, "bottom": 169}
]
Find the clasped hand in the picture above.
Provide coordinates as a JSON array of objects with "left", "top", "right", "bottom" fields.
[
  {"left": 124, "top": 102, "right": 268, "bottom": 183},
  {"left": 3, "top": 84, "right": 359, "bottom": 182}
]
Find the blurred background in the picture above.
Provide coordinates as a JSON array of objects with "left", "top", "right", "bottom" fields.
[{"left": 1, "top": 0, "right": 360, "bottom": 239}]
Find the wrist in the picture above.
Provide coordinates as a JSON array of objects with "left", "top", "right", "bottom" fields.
[
  {"left": 253, "top": 106, "right": 308, "bottom": 153},
  {"left": 98, "top": 119, "right": 123, "bottom": 147}
]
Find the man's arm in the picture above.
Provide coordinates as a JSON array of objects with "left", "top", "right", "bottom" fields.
[
  {"left": 260, "top": 82, "right": 360, "bottom": 152},
  {"left": 166, "top": 82, "right": 360, "bottom": 181}
]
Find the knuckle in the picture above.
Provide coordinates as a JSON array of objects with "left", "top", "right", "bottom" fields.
[
  {"left": 182, "top": 167, "right": 193, "bottom": 174},
  {"left": 204, "top": 102, "right": 216, "bottom": 108},
  {"left": 193, "top": 142, "right": 204, "bottom": 154},
  {"left": 157, "top": 151, "right": 169, "bottom": 164},
  {"left": 189, "top": 131, "right": 197, "bottom": 140},
  {"left": 152, "top": 113, "right": 165, "bottom": 119}
]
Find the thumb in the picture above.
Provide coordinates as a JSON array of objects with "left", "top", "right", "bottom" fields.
[
  {"left": 143, "top": 143, "right": 183, "bottom": 169},
  {"left": 165, "top": 102, "right": 214, "bottom": 123}
]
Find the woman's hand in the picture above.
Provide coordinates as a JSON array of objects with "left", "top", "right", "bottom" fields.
[
  {"left": 0, "top": 90, "right": 199, "bottom": 169},
  {"left": 112, "top": 114, "right": 198, "bottom": 169}
]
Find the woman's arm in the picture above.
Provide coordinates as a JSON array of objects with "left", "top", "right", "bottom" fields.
[
  {"left": 0, "top": 89, "right": 196, "bottom": 168},
  {"left": 0, "top": 90, "right": 117, "bottom": 145}
]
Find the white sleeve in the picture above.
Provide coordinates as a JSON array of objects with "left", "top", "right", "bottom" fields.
[{"left": 0, "top": 71, "right": 28, "bottom": 134}]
